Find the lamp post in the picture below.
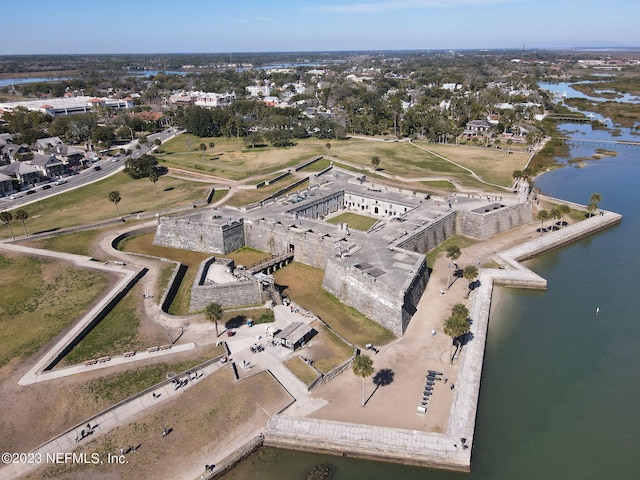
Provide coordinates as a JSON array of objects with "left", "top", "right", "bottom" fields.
[{"left": 446, "top": 262, "right": 452, "bottom": 290}]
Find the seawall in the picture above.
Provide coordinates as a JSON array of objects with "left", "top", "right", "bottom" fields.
[{"left": 264, "top": 209, "right": 622, "bottom": 471}]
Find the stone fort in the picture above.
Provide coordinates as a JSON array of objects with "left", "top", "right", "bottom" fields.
[{"left": 153, "top": 166, "right": 532, "bottom": 336}]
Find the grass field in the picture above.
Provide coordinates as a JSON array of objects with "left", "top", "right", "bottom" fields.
[
  {"left": 157, "top": 134, "right": 325, "bottom": 180},
  {"left": 284, "top": 356, "right": 319, "bottom": 385},
  {"left": 82, "top": 347, "right": 226, "bottom": 404},
  {"left": 326, "top": 212, "right": 378, "bottom": 231},
  {"left": 156, "top": 134, "right": 528, "bottom": 189},
  {"left": 0, "top": 172, "right": 212, "bottom": 240},
  {"left": 117, "top": 233, "right": 212, "bottom": 315},
  {"left": 26, "top": 229, "right": 104, "bottom": 257},
  {"left": 64, "top": 284, "right": 145, "bottom": 364},
  {"left": 117, "top": 234, "right": 272, "bottom": 314},
  {"left": 273, "top": 262, "right": 395, "bottom": 347},
  {"left": 0, "top": 253, "right": 111, "bottom": 367}
]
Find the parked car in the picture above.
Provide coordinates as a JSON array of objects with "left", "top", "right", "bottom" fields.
[
  {"left": 9, "top": 192, "right": 25, "bottom": 200},
  {"left": 40, "top": 184, "right": 52, "bottom": 190},
  {"left": 93, "top": 165, "right": 102, "bottom": 171},
  {"left": 54, "top": 178, "right": 68, "bottom": 185},
  {"left": 25, "top": 189, "right": 36, "bottom": 195}
]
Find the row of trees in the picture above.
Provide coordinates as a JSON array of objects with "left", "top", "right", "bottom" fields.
[{"left": 0, "top": 209, "right": 30, "bottom": 238}]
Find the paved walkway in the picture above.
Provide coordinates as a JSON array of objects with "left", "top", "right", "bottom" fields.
[{"left": 0, "top": 359, "right": 228, "bottom": 479}]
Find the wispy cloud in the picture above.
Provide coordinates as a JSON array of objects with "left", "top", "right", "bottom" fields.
[
  {"left": 311, "top": 0, "right": 513, "bottom": 14},
  {"left": 233, "top": 16, "right": 272, "bottom": 23}
]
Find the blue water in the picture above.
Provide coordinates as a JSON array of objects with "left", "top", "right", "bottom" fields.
[{"left": 0, "top": 76, "right": 71, "bottom": 87}]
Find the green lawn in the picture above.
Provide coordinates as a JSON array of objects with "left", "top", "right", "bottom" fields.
[
  {"left": 326, "top": 212, "right": 378, "bottom": 231},
  {"left": 284, "top": 356, "right": 319, "bottom": 385},
  {"left": 0, "top": 254, "right": 111, "bottom": 367},
  {"left": 157, "top": 134, "right": 326, "bottom": 181},
  {"left": 156, "top": 134, "right": 526, "bottom": 189},
  {"left": 25, "top": 229, "right": 103, "bottom": 257},
  {"left": 273, "top": 262, "right": 395, "bottom": 347},
  {"left": 64, "top": 284, "right": 144, "bottom": 364},
  {"left": 0, "top": 172, "right": 212, "bottom": 240},
  {"left": 82, "top": 347, "right": 225, "bottom": 404}
]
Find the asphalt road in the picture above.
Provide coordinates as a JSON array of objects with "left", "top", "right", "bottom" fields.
[{"left": 0, "top": 128, "right": 178, "bottom": 210}]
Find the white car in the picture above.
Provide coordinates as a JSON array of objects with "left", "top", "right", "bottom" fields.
[
  {"left": 54, "top": 178, "right": 68, "bottom": 186},
  {"left": 9, "top": 192, "right": 25, "bottom": 200}
]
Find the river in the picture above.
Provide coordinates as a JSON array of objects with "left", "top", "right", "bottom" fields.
[{"left": 222, "top": 85, "right": 640, "bottom": 480}]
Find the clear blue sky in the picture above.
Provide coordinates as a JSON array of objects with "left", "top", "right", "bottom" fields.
[{"left": 2, "top": 0, "right": 638, "bottom": 55}]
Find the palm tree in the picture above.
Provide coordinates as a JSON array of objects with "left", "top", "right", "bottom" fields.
[
  {"left": 149, "top": 168, "right": 160, "bottom": 194},
  {"left": 445, "top": 244, "right": 461, "bottom": 289},
  {"left": 205, "top": 302, "right": 223, "bottom": 337},
  {"left": 443, "top": 314, "right": 470, "bottom": 363},
  {"left": 0, "top": 211, "right": 15, "bottom": 240},
  {"left": 451, "top": 303, "right": 469, "bottom": 320},
  {"left": 15, "top": 209, "right": 29, "bottom": 237},
  {"left": 463, "top": 265, "right": 478, "bottom": 298},
  {"left": 537, "top": 209, "right": 550, "bottom": 233},
  {"left": 559, "top": 204, "right": 571, "bottom": 226},
  {"left": 371, "top": 156, "right": 380, "bottom": 171},
  {"left": 352, "top": 353, "right": 374, "bottom": 407},
  {"left": 589, "top": 193, "right": 602, "bottom": 215},
  {"left": 108, "top": 191, "right": 121, "bottom": 217},
  {"left": 549, "top": 207, "right": 562, "bottom": 230}
]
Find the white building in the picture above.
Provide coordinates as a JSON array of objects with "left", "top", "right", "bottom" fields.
[{"left": 0, "top": 96, "right": 133, "bottom": 118}]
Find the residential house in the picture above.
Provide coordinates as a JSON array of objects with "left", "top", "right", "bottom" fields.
[
  {"left": 463, "top": 119, "right": 493, "bottom": 141},
  {"left": 0, "top": 161, "right": 43, "bottom": 187},
  {"left": 34, "top": 136, "right": 64, "bottom": 153},
  {"left": 1, "top": 144, "right": 30, "bottom": 164},
  {"left": 0, "top": 172, "right": 14, "bottom": 196},
  {"left": 29, "top": 153, "right": 66, "bottom": 179},
  {"left": 0, "top": 133, "right": 13, "bottom": 147},
  {"left": 50, "top": 144, "right": 84, "bottom": 167}
]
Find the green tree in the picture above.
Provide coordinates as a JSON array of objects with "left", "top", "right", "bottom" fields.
[
  {"left": 108, "top": 191, "right": 121, "bottom": 217},
  {"left": 244, "top": 132, "right": 263, "bottom": 148},
  {"left": 443, "top": 314, "right": 470, "bottom": 363},
  {"left": 91, "top": 125, "right": 116, "bottom": 147},
  {"left": 352, "top": 354, "right": 374, "bottom": 407},
  {"left": 325, "top": 143, "right": 331, "bottom": 152},
  {"left": 463, "top": 265, "right": 478, "bottom": 298},
  {"left": 199, "top": 143, "right": 207, "bottom": 157},
  {"left": 371, "top": 156, "right": 380, "bottom": 170},
  {"left": 0, "top": 211, "right": 15, "bottom": 240},
  {"left": 149, "top": 168, "right": 160, "bottom": 194},
  {"left": 549, "top": 207, "right": 562, "bottom": 230},
  {"left": 537, "top": 209, "right": 550, "bottom": 233},
  {"left": 205, "top": 302, "right": 223, "bottom": 337},
  {"left": 451, "top": 303, "right": 469, "bottom": 321},
  {"left": 445, "top": 244, "right": 461, "bottom": 289},
  {"left": 15, "top": 209, "right": 29, "bottom": 237},
  {"left": 589, "top": 193, "right": 602, "bottom": 215},
  {"left": 559, "top": 204, "right": 571, "bottom": 226},
  {"left": 208, "top": 142, "right": 215, "bottom": 150},
  {"left": 124, "top": 153, "right": 159, "bottom": 179}
]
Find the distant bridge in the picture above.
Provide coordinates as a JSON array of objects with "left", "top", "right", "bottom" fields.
[
  {"left": 546, "top": 114, "right": 594, "bottom": 123},
  {"left": 559, "top": 137, "right": 640, "bottom": 149}
]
